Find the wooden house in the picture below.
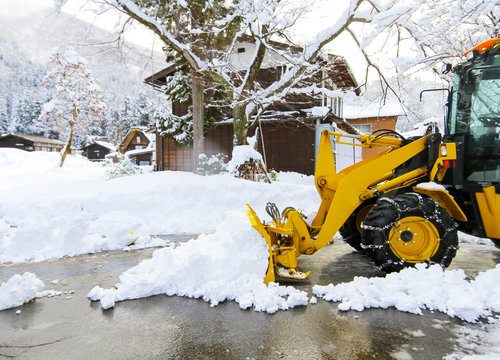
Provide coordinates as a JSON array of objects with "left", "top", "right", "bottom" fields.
[
  {"left": 145, "top": 39, "right": 402, "bottom": 174},
  {"left": 155, "top": 112, "right": 399, "bottom": 175},
  {"left": 81, "top": 140, "right": 116, "bottom": 161},
  {"left": 118, "top": 127, "right": 156, "bottom": 166},
  {"left": 0, "top": 133, "right": 65, "bottom": 152}
]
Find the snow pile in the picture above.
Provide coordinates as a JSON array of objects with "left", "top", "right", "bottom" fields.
[
  {"left": 313, "top": 264, "right": 500, "bottom": 323},
  {"left": 0, "top": 148, "right": 317, "bottom": 263},
  {"left": 88, "top": 212, "right": 309, "bottom": 312},
  {"left": 0, "top": 148, "right": 103, "bottom": 179},
  {"left": 415, "top": 182, "right": 446, "bottom": 191},
  {"left": 0, "top": 272, "right": 44, "bottom": 310},
  {"left": 226, "top": 145, "right": 263, "bottom": 173},
  {"left": 401, "top": 118, "right": 442, "bottom": 138}
]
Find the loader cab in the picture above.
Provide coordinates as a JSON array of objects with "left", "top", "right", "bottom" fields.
[
  {"left": 445, "top": 47, "right": 500, "bottom": 187},
  {"left": 443, "top": 42, "right": 500, "bottom": 241}
]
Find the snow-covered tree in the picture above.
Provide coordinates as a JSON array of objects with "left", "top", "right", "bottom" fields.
[
  {"left": 112, "top": 0, "right": 496, "bottom": 179},
  {"left": 39, "top": 48, "right": 106, "bottom": 167}
]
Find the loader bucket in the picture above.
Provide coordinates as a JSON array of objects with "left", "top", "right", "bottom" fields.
[
  {"left": 246, "top": 204, "right": 311, "bottom": 284},
  {"left": 246, "top": 204, "right": 276, "bottom": 283}
]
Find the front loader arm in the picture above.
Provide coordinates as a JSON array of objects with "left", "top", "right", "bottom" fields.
[
  {"left": 247, "top": 130, "right": 438, "bottom": 283},
  {"left": 311, "top": 131, "right": 431, "bottom": 251}
]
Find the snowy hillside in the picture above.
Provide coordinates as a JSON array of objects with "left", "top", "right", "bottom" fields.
[{"left": 0, "top": 2, "right": 169, "bottom": 143}]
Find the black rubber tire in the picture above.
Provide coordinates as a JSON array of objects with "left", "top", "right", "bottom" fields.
[
  {"left": 491, "top": 239, "right": 500, "bottom": 249},
  {"left": 361, "top": 192, "right": 459, "bottom": 272},
  {"left": 339, "top": 201, "right": 374, "bottom": 252}
]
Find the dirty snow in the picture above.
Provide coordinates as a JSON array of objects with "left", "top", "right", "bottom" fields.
[
  {"left": 0, "top": 272, "right": 44, "bottom": 310},
  {"left": 87, "top": 211, "right": 309, "bottom": 312},
  {"left": 313, "top": 264, "right": 500, "bottom": 323},
  {"left": 445, "top": 319, "right": 500, "bottom": 359}
]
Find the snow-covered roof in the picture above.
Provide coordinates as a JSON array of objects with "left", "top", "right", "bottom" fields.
[
  {"left": 1, "top": 133, "right": 65, "bottom": 145},
  {"left": 94, "top": 140, "right": 116, "bottom": 151},
  {"left": 125, "top": 148, "right": 154, "bottom": 157},
  {"left": 342, "top": 102, "right": 405, "bottom": 119},
  {"left": 119, "top": 127, "right": 156, "bottom": 152}
]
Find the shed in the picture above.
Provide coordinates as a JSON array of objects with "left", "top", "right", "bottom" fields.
[
  {"left": 81, "top": 140, "right": 116, "bottom": 161},
  {"left": 0, "top": 133, "right": 65, "bottom": 152},
  {"left": 118, "top": 127, "right": 156, "bottom": 166}
]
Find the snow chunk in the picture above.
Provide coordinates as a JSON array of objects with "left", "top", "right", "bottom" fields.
[
  {"left": 313, "top": 264, "right": 500, "bottom": 323},
  {"left": 88, "top": 212, "right": 308, "bottom": 313},
  {"left": 0, "top": 273, "right": 45, "bottom": 310},
  {"left": 415, "top": 182, "right": 446, "bottom": 191}
]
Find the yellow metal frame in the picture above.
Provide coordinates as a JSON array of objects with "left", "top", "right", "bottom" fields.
[
  {"left": 413, "top": 186, "right": 467, "bottom": 222},
  {"left": 388, "top": 216, "right": 440, "bottom": 263},
  {"left": 248, "top": 130, "right": 461, "bottom": 283},
  {"left": 475, "top": 186, "right": 500, "bottom": 239}
]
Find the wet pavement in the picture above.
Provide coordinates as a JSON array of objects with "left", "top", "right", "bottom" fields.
[{"left": 1, "top": 238, "right": 499, "bottom": 360}]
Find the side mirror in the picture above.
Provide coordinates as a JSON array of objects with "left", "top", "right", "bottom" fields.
[{"left": 442, "top": 63, "right": 452, "bottom": 74}]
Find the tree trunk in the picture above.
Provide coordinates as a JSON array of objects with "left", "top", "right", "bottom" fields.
[
  {"left": 60, "top": 123, "right": 73, "bottom": 167},
  {"left": 233, "top": 104, "right": 248, "bottom": 145},
  {"left": 192, "top": 73, "right": 204, "bottom": 170}
]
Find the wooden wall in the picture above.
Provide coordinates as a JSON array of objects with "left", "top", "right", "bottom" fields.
[
  {"left": 157, "top": 116, "right": 398, "bottom": 175},
  {"left": 0, "top": 136, "right": 34, "bottom": 151},
  {"left": 346, "top": 116, "right": 398, "bottom": 158},
  {"left": 82, "top": 143, "right": 112, "bottom": 161},
  {"left": 158, "top": 119, "right": 316, "bottom": 174}
]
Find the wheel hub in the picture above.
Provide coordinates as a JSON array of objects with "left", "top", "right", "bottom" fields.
[
  {"left": 388, "top": 216, "right": 440, "bottom": 263},
  {"left": 400, "top": 230, "right": 413, "bottom": 242}
]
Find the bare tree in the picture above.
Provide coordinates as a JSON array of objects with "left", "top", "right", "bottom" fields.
[{"left": 40, "top": 48, "right": 106, "bottom": 167}]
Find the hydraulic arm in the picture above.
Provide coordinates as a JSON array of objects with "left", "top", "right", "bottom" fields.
[{"left": 247, "top": 128, "right": 457, "bottom": 283}]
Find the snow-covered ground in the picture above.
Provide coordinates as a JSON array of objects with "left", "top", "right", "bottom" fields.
[{"left": 0, "top": 148, "right": 317, "bottom": 263}]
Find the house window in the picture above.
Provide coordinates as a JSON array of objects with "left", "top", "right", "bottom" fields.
[
  {"left": 136, "top": 136, "right": 141, "bottom": 143},
  {"left": 139, "top": 160, "right": 150, "bottom": 166},
  {"left": 94, "top": 150, "right": 100, "bottom": 156},
  {"left": 135, "top": 145, "right": 142, "bottom": 150},
  {"left": 352, "top": 124, "right": 372, "bottom": 135},
  {"left": 237, "top": 47, "right": 245, "bottom": 53}
]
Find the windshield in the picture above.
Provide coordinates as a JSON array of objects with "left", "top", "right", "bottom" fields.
[{"left": 449, "top": 65, "right": 500, "bottom": 184}]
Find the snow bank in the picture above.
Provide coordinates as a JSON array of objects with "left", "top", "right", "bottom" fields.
[
  {"left": 0, "top": 149, "right": 317, "bottom": 263},
  {"left": 313, "top": 264, "right": 500, "bottom": 323},
  {"left": 0, "top": 272, "right": 44, "bottom": 310},
  {"left": 88, "top": 212, "right": 309, "bottom": 312}
]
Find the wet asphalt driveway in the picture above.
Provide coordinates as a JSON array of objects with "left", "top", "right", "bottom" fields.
[{"left": 1, "top": 238, "right": 499, "bottom": 360}]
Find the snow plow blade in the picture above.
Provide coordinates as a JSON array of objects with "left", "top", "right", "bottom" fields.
[
  {"left": 246, "top": 204, "right": 277, "bottom": 284},
  {"left": 246, "top": 204, "right": 310, "bottom": 284}
]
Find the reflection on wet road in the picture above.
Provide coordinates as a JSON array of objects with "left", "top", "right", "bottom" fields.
[{"left": 1, "top": 237, "right": 498, "bottom": 359}]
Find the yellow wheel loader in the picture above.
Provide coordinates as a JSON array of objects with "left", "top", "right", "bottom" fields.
[{"left": 247, "top": 38, "right": 500, "bottom": 284}]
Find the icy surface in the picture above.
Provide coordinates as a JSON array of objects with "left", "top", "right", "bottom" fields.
[
  {"left": 0, "top": 148, "right": 317, "bottom": 263},
  {"left": 0, "top": 272, "right": 45, "bottom": 311},
  {"left": 313, "top": 264, "right": 500, "bottom": 323},
  {"left": 87, "top": 212, "right": 309, "bottom": 312}
]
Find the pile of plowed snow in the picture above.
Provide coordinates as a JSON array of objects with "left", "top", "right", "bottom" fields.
[
  {"left": 0, "top": 272, "right": 44, "bottom": 310},
  {"left": 314, "top": 264, "right": 500, "bottom": 322},
  {"left": 88, "top": 212, "right": 310, "bottom": 313}
]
